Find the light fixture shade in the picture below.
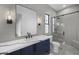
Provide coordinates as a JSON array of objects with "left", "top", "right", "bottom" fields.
[
  {"left": 38, "top": 16, "right": 41, "bottom": 25},
  {"left": 7, "top": 15, "right": 12, "bottom": 20},
  {"left": 7, "top": 15, "right": 12, "bottom": 24},
  {"left": 6, "top": 11, "right": 13, "bottom": 24}
]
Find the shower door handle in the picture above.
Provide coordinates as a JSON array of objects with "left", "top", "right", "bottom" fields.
[{"left": 63, "top": 31, "right": 65, "bottom": 36}]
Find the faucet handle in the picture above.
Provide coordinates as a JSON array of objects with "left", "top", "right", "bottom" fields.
[{"left": 26, "top": 32, "right": 32, "bottom": 38}]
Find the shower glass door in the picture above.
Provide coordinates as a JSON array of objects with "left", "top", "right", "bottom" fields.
[{"left": 52, "top": 17, "right": 64, "bottom": 42}]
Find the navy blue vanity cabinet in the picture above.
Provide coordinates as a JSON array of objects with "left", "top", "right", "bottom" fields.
[
  {"left": 7, "top": 45, "right": 34, "bottom": 55},
  {"left": 20, "top": 45, "right": 34, "bottom": 55},
  {"left": 34, "top": 39, "right": 50, "bottom": 55},
  {"left": 6, "top": 39, "right": 50, "bottom": 55},
  {"left": 6, "top": 49, "right": 22, "bottom": 55}
]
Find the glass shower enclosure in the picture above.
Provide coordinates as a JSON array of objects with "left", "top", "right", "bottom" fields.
[{"left": 51, "top": 17, "right": 64, "bottom": 43}]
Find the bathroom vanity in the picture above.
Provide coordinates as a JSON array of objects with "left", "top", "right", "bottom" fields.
[{"left": 0, "top": 35, "right": 52, "bottom": 55}]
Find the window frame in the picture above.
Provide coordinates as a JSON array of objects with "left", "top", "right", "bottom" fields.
[{"left": 44, "top": 14, "right": 49, "bottom": 34}]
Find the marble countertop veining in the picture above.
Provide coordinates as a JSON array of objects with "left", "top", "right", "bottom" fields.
[{"left": 0, "top": 35, "right": 52, "bottom": 54}]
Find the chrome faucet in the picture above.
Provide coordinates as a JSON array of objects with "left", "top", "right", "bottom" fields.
[{"left": 25, "top": 32, "right": 32, "bottom": 39}]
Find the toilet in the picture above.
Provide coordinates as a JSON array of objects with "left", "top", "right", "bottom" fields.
[{"left": 51, "top": 42, "right": 60, "bottom": 54}]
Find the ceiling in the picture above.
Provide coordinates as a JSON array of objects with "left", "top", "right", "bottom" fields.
[
  {"left": 48, "top": 4, "right": 73, "bottom": 12},
  {"left": 21, "top": 4, "right": 75, "bottom": 12},
  {"left": 21, "top": 4, "right": 56, "bottom": 14}
]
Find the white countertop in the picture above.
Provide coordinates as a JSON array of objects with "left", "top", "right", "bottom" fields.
[{"left": 0, "top": 35, "right": 52, "bottom": 54}]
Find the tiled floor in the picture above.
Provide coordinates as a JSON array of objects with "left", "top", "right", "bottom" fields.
[{"left": 50, "top": 42, "right": 79, "bottom": 55}]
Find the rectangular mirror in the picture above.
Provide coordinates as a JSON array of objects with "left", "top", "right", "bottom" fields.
[{"left": 16, "top": 5, "right": 37, "bottom": 37}]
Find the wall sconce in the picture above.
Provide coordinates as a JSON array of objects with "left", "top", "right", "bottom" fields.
[
  {"left": 7, "top": 15, "right": 12, "bottom": 24},
  {"left": 38, "top": 16, "right": 42, "bottom": 26}
]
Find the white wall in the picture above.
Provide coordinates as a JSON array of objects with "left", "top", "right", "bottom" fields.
[
  {"left": 22, "top": 4, "right": 56, "bottom": 35},
  {"left": 16, "top": 5, "right": 37, "bottom": 36},
  {"left": 57, "top": 5, "right": 79, "bottom": 45},
  {"left": 0, "top": 4, "right": 15, "bottom": 43}
]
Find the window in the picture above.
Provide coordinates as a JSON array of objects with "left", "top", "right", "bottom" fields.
[
  {"left": 53, "top": 17, "right": 55, "bottom": 32},
  {"left": 45, "top": 14, "right": 49, "bottom": 33}
]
